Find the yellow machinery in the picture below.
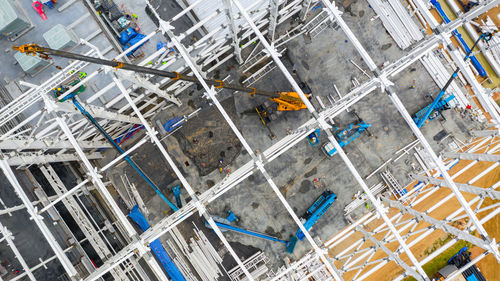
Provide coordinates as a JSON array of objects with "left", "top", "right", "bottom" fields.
[{"left": 14, "top": 44, "right": 309, "bottom": 111}]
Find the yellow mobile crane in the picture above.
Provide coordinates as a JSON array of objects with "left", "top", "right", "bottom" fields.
[{"left": 13, "top": 44, "right": 310, "bottom": 112}]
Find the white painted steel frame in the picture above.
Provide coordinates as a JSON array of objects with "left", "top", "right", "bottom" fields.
[
  {"left": 0, "top": 0, "right": 499, "bottom": 280},
  {"left": 321, "top": 137, "right": 500, "bottom": 280}
]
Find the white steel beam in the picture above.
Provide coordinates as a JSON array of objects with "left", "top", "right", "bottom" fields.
[
  {"left": 410, "top": 0, "right": 439, "bottom": 29},
  {"left": 442, "top": 152, "right": 500, "bottom": 162},
  {"left": 0, "top": 111, "right": 42, "bottom": 141},
  {"left": 138, "top": 5, "right": 256, "bottom": 279},
  {"left": 55, "top": 101, "right": 142, "bottom": 124},
  {"left": 300, "top": 0, "right": 314, "bottom": 21},
  {"left": 444, "top": 40, "right": 500, "bottom": 125},
  {"left": 222, "top": 0, "right": 244, "bottom": 64},
  {"left": 51, "top": 110, "right": 137, "bottom": 237},
  {"left": 320, "top": 0, "right": 378, "bottom": 71},
  {"left": 471, "top": 130, "right": 499, "bottom": 137},
  {"left": 0, "top": 160, "right": 79, "bottom": 279},
  {"left": 0, "top": 138, "right": 111, "bottom": 150},
  {"left": 38, "top": 136, "right": 149, "bottom": 215},
  {"left": 268, "top": 0, "right": 280, "bottom": 41},
  {"left": 39, "top": 165, "right": 128, "bottom": 280},
  {"left": 234, "top": 0, "right": 429, "bottom": 278},
  {"left": 411, "top": 174, "right": 500, "bottom": 200},
  {"left": 380, "top": 196, "right": 494, "bottom": 250},
  {"left": 386, "top": 89, "right": 500, "bottom": 261},
  {"left": 322, "top": 0, "right": 500, "bottom": 263},
  {"left": 53, "top": 107, "right": 169, "bottom": 281},
  {"left": 169, "top": 1, "right": 343, "bottom": 278},
  {"left": 0, "top": 195, "right": 58, "bottom": 216},
  {"left": 3, "top": 151, "right": 103, "bottom": 166},
  {"left": 0, "top": 222, "right": 36, "bottom": 280}
]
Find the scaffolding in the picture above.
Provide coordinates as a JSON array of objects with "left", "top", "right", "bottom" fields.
[{"left": 0, "top": 0, "right": 499, "bottom": 280}]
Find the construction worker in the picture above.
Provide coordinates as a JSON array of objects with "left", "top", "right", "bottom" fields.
[
  {"left": 79, "top": 72, "right": 87, "bottom": 79},
  {"left": 410, "top": 80, "right": 416, "bottom": 89}
]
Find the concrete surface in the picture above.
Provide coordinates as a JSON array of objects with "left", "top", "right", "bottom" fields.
[
  {"left": 0, "top": 0, "right": 493, "bottom": 279},
  {"left": 120, "top": 0, "right": 488, "bottom": 273}
]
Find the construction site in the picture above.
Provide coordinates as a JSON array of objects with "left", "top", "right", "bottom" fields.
[{"left": 0, "top": 0, "right": 499, "bottom": 280}]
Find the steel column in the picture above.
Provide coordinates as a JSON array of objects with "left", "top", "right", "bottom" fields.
[
  {"left": 234, "top": 0, "right": 429, "bottom": 278},
  {"left": 0, "top": 222, "right": 36, "bottom": 280},
  {"left": 386, "top": 88, "right": 500, "bottom": 261},
  {"left": 268, "top": 0, "right": 280, "bottom": 41},
  {"left": 222, "top": 0, "right": 244, "bottom": 64},
  {"left": 0, "top": 160, "right": 79, "bottom": 279}
]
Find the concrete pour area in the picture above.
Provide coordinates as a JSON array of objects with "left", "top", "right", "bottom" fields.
[{"left": 103, "top": 0, "right": 490, "bottom": 276}]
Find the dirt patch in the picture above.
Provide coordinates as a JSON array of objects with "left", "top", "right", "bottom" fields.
[
  {"left": 301, "top": 60, "right": 310, "bottom": 71},
  {"left": 381, "top": 43, "right": 392, "bottom": 50},
  {"left": 174, "top": 97, "right": 242, "bottom": 176},
  {"left": 304, "top": 157, "right": 312, "bottom": 165},
  {"left": 299, "top": 180, "right": 311, "bottom": 193},
  {"left": 305, "top": 167, "right": 317, "bottom": 178},
  {"left": 206, "top": 180, "right": 215, "bottom": 188}
]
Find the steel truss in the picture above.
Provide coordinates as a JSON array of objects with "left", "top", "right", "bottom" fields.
[{"left": 0, "top": 0, "right": 498, "bottom": 280}]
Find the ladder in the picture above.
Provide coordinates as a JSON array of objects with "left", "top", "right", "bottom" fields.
[
  {"left": 381, "top": 170, "right": 407, "bottom": 199},
  {"left": 242, "top": 48, "right": 287, "bottom": 86},
  {"left": 241, "top": 47, "right": 267, "bottom": 73},
  {"left": 303, "top": 10, "right": 332, "bottom": 39}
]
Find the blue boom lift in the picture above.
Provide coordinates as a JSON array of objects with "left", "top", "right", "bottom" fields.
[
  {"left": 322, "top": 121, "right": 371, "bottom": 157},
  {"left": 295, "top": 190, "right": 337, "bottom": 241},
  {"left": 430, "top": 0, "right": 486, "bottom": 77},
  {"left": 205, "top": 214, "right": 297, "bottom": 253},
  {"left": 172, "top": 185, "right": 182, "bottom": 208},
  {"left": 413, "top": 95, "right": 455, "bottom": 127},
  {"left": 51, "top": 80, "right": 179, "bottom": 212},
  {"left": 413, "top": 31, "right": 493, "bottom": 128}
]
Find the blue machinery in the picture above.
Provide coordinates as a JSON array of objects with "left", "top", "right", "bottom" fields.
[
  {"left": 207, "top": 219, "right": 290, "bottom": 244},
  {"left": 70, "top": 95, "right": 179, "bottom": 212},
  {"left": 207, "top": 217, "right": 299, "bottom": 253},
  {"left": 208, "top": 191, "right": 336, "bottom": 254},
  {"left": 129, "top": 206, "right": 185, "bottom": 281},
  {"left": 226, "top": 210, "right": 239, "bottom": 223},
  {"left": 413, "top": 94, "right": 455, "bottom": 126},
  {"left": 413, "top": 30, "right": 492, "bottom": 128},
  {"left": 308, "top": 129, "right": 321, "bottom": 146},
  {"left": 430, "top": 0, "right": 486, "bottom": 77},
  {"left": 322, "top": 121, "right": 371, "bottom": 157},
  {"left": 295, "top": 190, "right": 337, "bottom": 240},
  {"left": 172, "top": 185, "right": 182, "bottom": 208},
  {"left": 447, "top": 247, "right": 487, "bottom": 281}
]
